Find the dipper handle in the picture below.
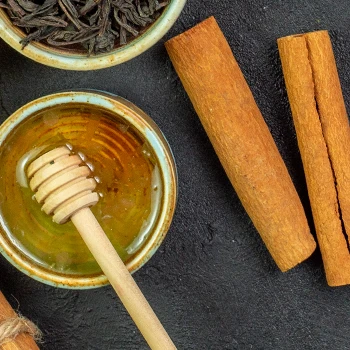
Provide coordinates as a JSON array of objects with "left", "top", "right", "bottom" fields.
[{"left": 71, "top": 208, "right": 175, "bottom": 350}]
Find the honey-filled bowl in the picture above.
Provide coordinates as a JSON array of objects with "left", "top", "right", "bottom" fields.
[
  {"left": 0, "top": 91, "right": 177, "bottom": 288},
  {"left": 0, "top": 0, "right": 186, "bottom": 70}
]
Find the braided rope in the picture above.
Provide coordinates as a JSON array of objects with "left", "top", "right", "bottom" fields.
[{"left": 0, "top": 316, "right": 42, "bottom": 345}]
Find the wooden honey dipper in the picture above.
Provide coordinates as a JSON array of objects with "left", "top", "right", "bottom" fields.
[{"left": 27, "top": 146, "right": 176, "bottom": 350}]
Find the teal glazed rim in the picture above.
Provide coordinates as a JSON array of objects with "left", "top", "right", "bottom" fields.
[
  {"left": 0, "top": 1, "right": 186, "bottom": 70},
  {"left": 0, "top": 91, "right": 178, "bottom": 289}
]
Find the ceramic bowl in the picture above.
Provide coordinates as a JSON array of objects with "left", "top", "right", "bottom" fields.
[
  {"left": 0, "top": 91, "right": 177, "bottom": 288},
  {"left": 0, "top": 1, "right": 186, "bottom": 70}
]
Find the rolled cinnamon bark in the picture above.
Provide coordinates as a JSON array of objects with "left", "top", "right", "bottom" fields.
[
  {"left": 278, "top": 31, "right": 350, "bottom": 286},
  {"left": 0, "top": 292, "right": 40, "bottom": 350},
  {"left": 165, "top": 17, "right": 316, "bottom": 272}
]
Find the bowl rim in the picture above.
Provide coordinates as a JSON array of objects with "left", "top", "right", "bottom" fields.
[
  {"left": 0, "top": 1, "right": 186, "bottom": 70},
  {"left": 0, "top": 90, "right": 178, "bottom": 289}
]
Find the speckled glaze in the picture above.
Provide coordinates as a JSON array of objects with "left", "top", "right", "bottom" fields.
[
  {"left": 0, "top": 1, "right": 186, "bottom": 70},
  {"left": 0, "top": 91, "right": 177, "bottom": 289}
]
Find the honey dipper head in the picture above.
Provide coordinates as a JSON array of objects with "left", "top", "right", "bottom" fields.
[{"left": 27, "top": 146, "right": 99, "bottom": 224}]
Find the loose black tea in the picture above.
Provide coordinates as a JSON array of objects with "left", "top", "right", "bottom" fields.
[{"left": 0, "top": 0, "right": 168, "bottom": 55}]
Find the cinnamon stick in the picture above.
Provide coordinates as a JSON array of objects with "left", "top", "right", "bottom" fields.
[
  {"left": 0, "top": 292, "right": 40, "bottom": 350},
  {"left": 278, "top": 31, "right": 350, "bottom": 286},
  {"left": 165, "top": 17, "right": 316, "bottom": 272}
]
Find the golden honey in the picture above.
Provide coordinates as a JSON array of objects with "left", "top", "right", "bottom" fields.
[{"left": 0, "top": 104, "right": 162, "bottom": 277}]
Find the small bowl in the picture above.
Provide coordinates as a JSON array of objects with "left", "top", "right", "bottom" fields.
[
  {"left": 0, "top": 1, "right": 186, "bottom": 70},
  {"left": 0, "top": 91, "right": 177, "bottom": 288}
]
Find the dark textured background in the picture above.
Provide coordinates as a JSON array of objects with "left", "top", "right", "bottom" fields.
[{"left": 1, "top": 0, "right": 350, "bottom": 349}]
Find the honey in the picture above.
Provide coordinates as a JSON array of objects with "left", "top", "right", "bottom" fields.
[{"left": 0, "top": 104, "right": 162, "bottom": 277}]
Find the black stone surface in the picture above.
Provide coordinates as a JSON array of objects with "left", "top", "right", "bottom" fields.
[{"left": 1, "top": 0, "right": 350, "bottom": 349}]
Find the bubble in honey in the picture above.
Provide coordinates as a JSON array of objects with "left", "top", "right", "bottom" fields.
[{"left": 142, "top": 149, "right": 151, "bottom": 158}]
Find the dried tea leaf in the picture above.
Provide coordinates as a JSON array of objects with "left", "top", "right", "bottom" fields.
[
  {"left": 16, "top": 0, "right": 38, "bottom": 12},
  {"left": 15, "top": 16, "right": 68, "bottom": 28},
  {"left": 114, "top": 8, "right": 138, "bottom": 36},
  {"left": 47, "top": 27, "right": 98, "bottom": 45},
  {"left": 79, "top": 0, "right": 100, "bottom": 17},
  {"left": 7, "top": 0, "right": 26, "bottom": 17}
]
